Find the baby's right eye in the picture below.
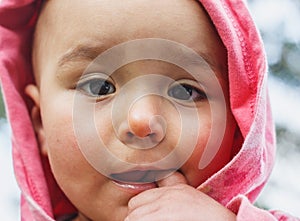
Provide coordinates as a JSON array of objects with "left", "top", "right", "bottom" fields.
[{"left": 77, "top": 78, "right": 116, "bottom": 97}]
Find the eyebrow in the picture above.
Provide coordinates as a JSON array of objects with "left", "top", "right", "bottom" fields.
[
  {"left": 57, "top": 42, "right": 226, "bottom": 78},
  {"left": 57, "top": 44, "right": 106, "bottom": 68}
]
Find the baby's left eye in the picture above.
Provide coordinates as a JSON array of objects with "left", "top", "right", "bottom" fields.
[
  {"left": 78, "top": 78, "right": 116, "bottom": 97},
  {"left": 168, "top": 83, "right": 207, "bottom": 102}
]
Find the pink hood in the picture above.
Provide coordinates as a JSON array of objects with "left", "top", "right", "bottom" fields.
[{"left": 1, "top": 0, "right": 296, "bottom": 220}]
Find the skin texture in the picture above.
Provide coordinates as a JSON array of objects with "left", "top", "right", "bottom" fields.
[{"left": 26, "top": 0, "right": 237, "bottom": 220}]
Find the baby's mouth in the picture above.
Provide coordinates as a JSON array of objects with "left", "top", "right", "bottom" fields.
[{"left": 110, "top": 169, "right": 174, "bottom": 184}]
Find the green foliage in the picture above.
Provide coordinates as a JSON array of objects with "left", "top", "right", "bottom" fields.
[
  {"left": 276, "top": 126, "right": 300, "bottom": 153},
  {"left": 270, "top": 42, "right": 300, "bottom": 86},
  {"left": 0, "top": 86, "right": 6, "bottom": 118}
]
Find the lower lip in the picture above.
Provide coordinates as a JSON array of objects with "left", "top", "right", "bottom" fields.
[{"left": 112, "top": 180, "right": 157, "bottom": 194}]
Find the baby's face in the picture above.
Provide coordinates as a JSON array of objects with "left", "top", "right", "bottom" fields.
[{"left": 31, "top": 0, "right": 236, "bottom": 220}]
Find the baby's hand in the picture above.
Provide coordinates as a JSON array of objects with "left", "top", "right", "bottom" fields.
[{"left": 125, "top": 172, "right": 236, "bottom": 221}]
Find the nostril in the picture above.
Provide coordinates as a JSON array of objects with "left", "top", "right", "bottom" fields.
[
  {"left": 126, "top": 131, "right": 134, "bottom": 138},
  {"left": 117, "top": 114, "right": 167, "bottom": 149},
  {"left": 127, "top": 115, "right": 167, "bottom": 140},
  {"left": 148, "top": 115, "right": 167, "bottom": 142},
  {"left": 148, "top": 132, "right": 162, "bottom": 143},
  {"left": 124, "top": 128, "right": 156, "bottom": 140},
  {"left": 149, "top": 133, "right": 155, "bottom": 138}
]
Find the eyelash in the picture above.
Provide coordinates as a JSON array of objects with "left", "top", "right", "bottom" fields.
[
  {"left": 77, "top": 77, "right": 206, "bottom": 102},
  {"left": 167, "top": 83, "right": 207, "bottom": 102},
  {"left": 77, "top": 78, "right": 116, "bottom": 98}
]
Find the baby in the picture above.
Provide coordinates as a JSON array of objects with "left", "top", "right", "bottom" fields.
[{"left": 1, "top": 0, "right": 298, "bottom": 220}]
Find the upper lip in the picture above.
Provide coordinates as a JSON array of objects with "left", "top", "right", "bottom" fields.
[{"left": 110, "top": 168, "right": 175, "bottom": 183}]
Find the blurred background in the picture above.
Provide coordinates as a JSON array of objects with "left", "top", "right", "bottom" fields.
[
  {"left": 249, "top": 0, "right": 300, "bottom": 216},
  {"left": 1, "top": 0, "right": 300, "bottom": 219}
]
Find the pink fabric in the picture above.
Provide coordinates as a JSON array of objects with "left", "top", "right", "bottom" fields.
[
  {"left": 0, "top": 0, "right": 299, "bottom": 220},
  {"left": 0, "top": 0, "right": 75, "bottom": 220}
]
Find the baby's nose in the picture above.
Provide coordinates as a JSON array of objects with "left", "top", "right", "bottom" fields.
[{"left": 117, "top": 95, "right": 167, "bottom": 149}]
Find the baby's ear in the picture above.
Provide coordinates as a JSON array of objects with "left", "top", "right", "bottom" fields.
[{"left": 25, "top": 84, "right": 48, "bottom": 157}]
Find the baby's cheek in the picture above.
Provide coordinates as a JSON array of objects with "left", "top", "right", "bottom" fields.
[
  {"left": 44, "top": 113, "right": 84, "bottom": 172},
  {"left": 179, "top": 120, "right": 212, "bottom": 186}
]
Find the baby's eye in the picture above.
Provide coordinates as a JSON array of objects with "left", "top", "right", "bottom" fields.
[
  {"left": 168, "top": 83, "right": 206, "bottom": 102},
  {"left": 78, "top": 78, "right": 116, "bottom": 97}
]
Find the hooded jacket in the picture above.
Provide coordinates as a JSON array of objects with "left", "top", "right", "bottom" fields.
[{"left": 0, "top": 0, "right": 299, "bottom": 220}]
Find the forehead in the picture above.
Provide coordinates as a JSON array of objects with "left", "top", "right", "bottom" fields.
[
  {"left": 34, "top": 0, "right": 226, "bottom": 82},
  {"left": 38, "top": 0, "right": 213, "bottom": 43}
]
